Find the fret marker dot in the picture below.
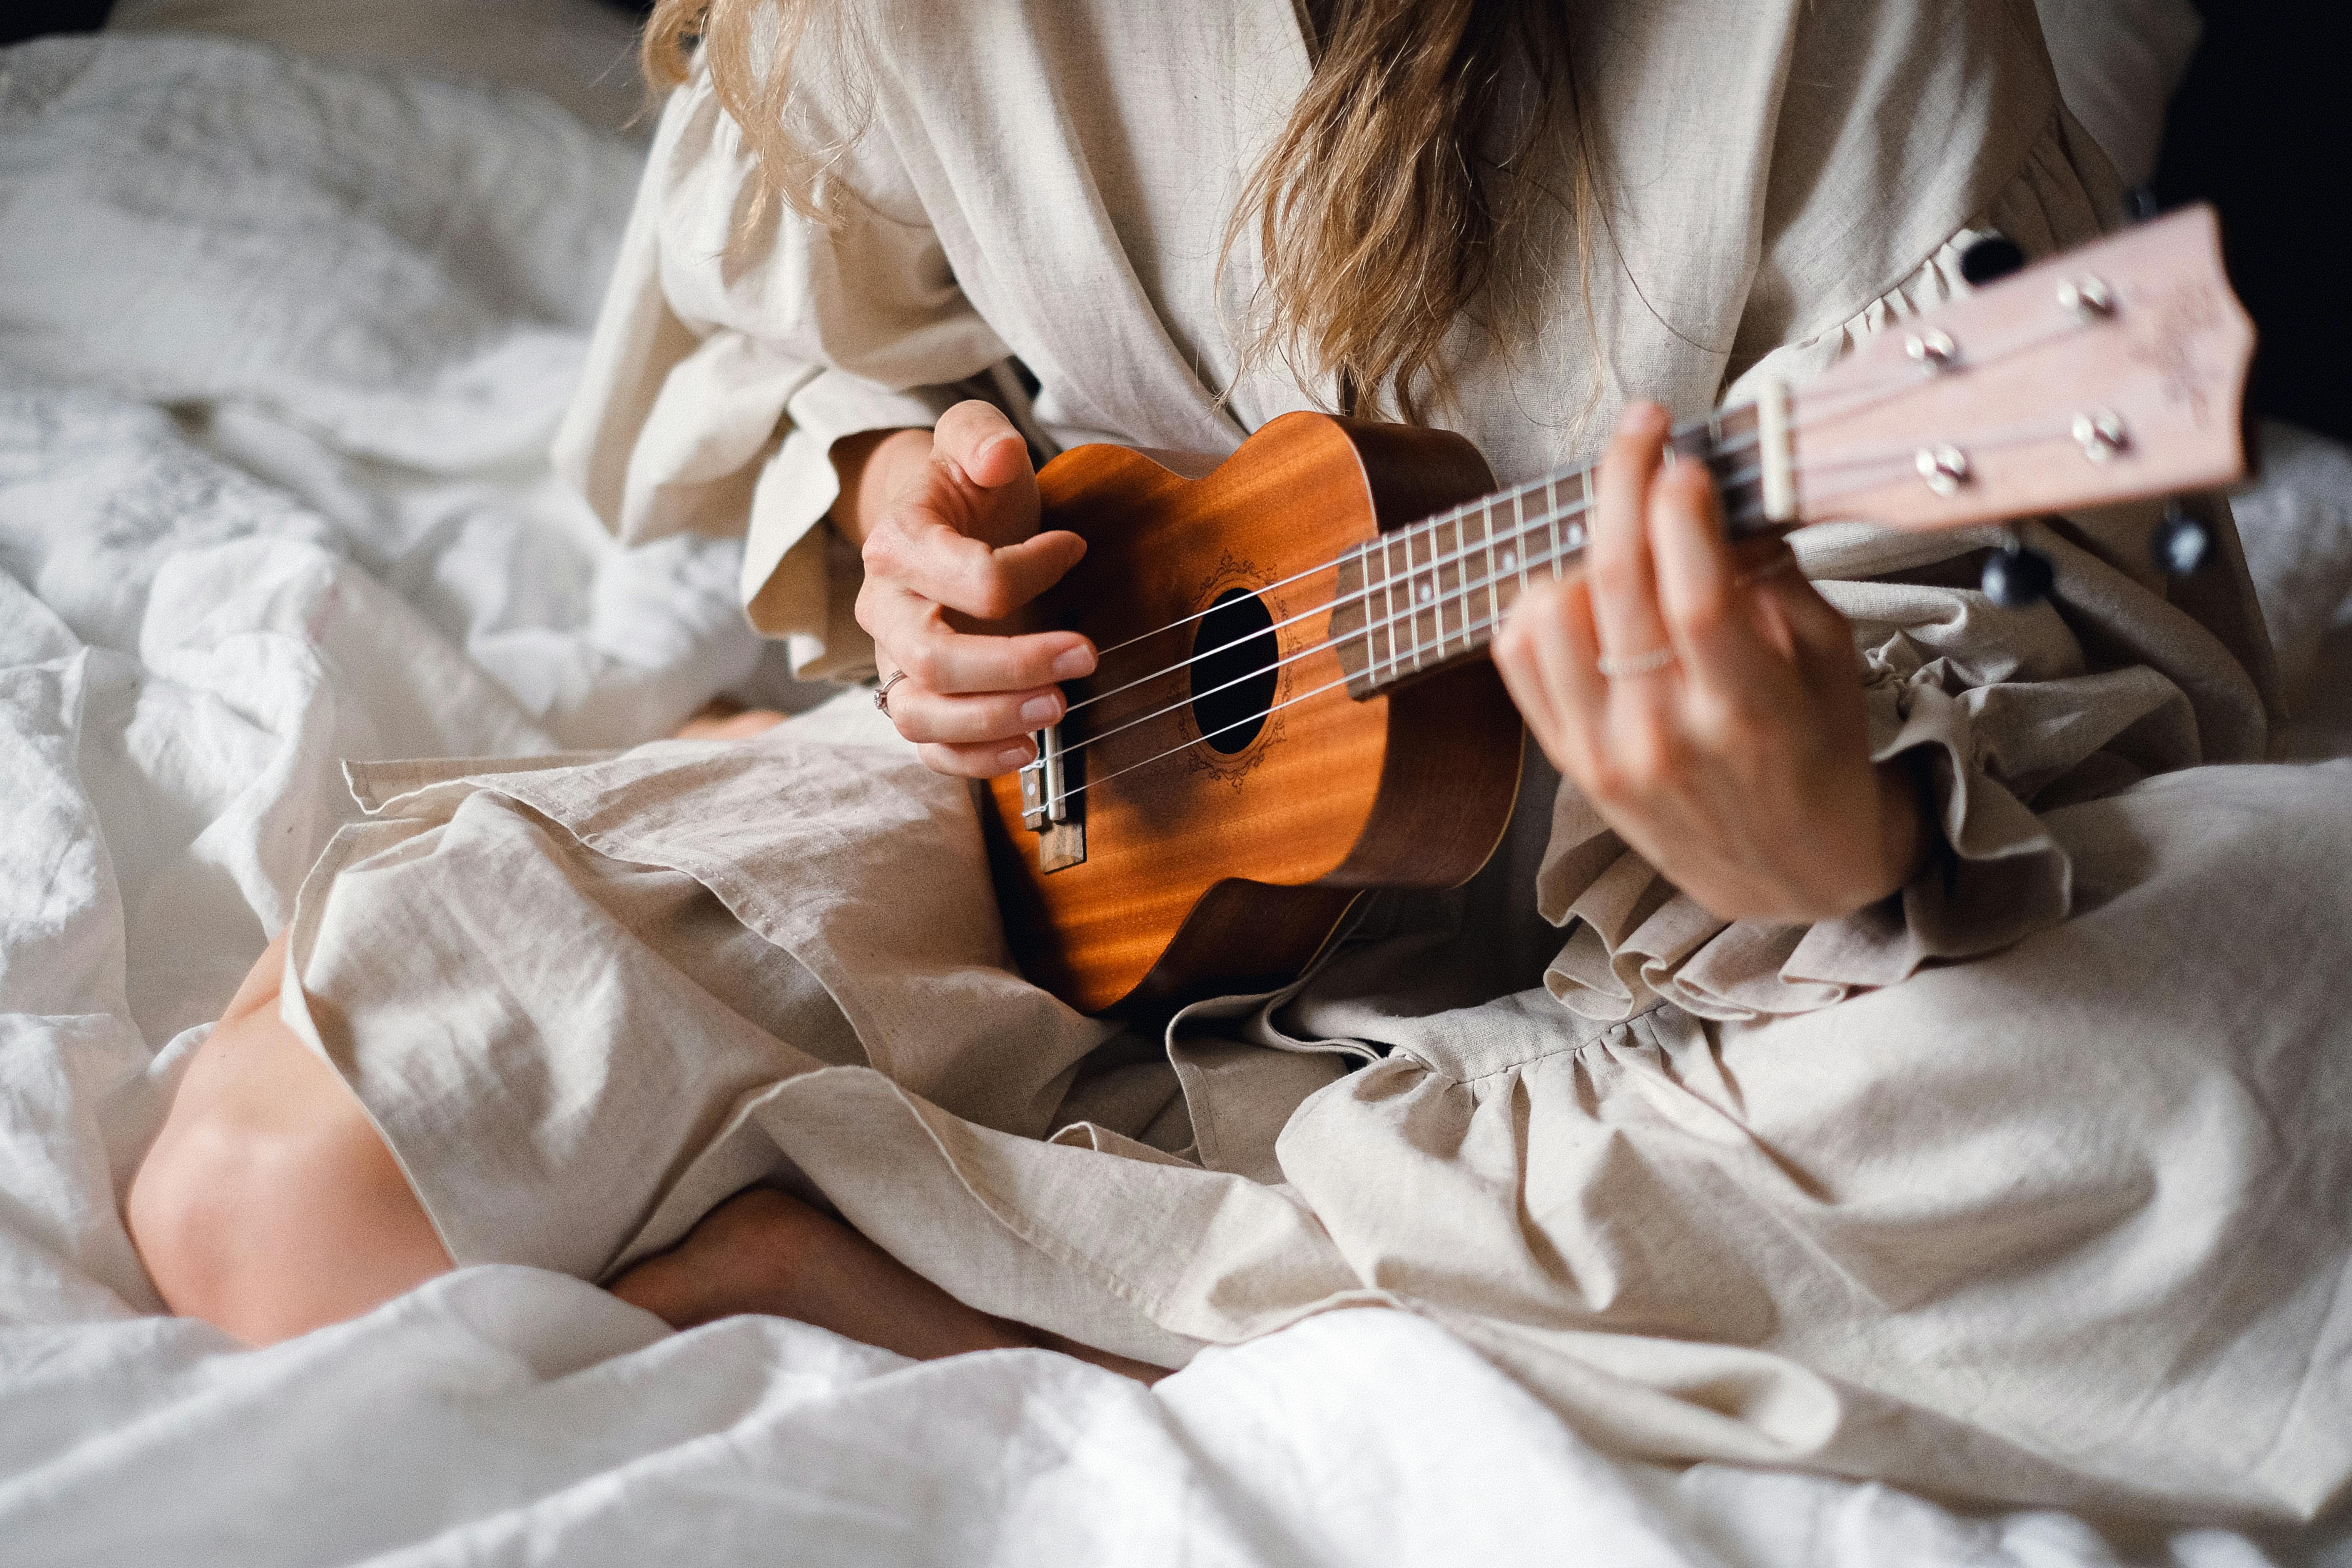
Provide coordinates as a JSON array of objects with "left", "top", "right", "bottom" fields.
[
  {"left": 1565, "top": 526, "right": 1584, "bottom": 546},
  {"left": 1500, "top": 550, "right": 1517, "bottom": 571},
  {"left": 1417, "top": 583, "right": 1433, "bottom": 603}
]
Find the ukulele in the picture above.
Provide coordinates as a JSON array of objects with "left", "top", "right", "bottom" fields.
[{"left": 981, "top": 205, "right": 2255, "bottom": 1016}]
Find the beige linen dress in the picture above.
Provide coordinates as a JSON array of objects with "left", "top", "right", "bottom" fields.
[{"left": 279, "top": 0, "right": 2352, "bottom": 1522}]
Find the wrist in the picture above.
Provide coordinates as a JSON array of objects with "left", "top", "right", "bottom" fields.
[
  {"left": 1869, "top": 752, "right": 1934, "bottom": 900},
  {"left": 1776, "top": 759, "right": 1928, "bottom": 925}
]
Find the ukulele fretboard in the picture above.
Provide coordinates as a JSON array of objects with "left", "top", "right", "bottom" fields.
[{"left": 1328, "top": 404, "right": 1768, "bottom": 696}]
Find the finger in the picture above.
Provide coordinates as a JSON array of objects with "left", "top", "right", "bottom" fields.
[
  {"left": 881, "top": 680, "right": 1067, "bottom": 746},
  {"left": 1648, "top": 451, "right": 1772, "bottom": 694},
  {"left": 1497, "top": 574, "right": 1608, "bottom": 778},
  {"left": 675, "top": 705, "right": 790, "bottom": 741},
  {"left": 867, "top": 591, "right": 1096, "bottom": 692},
  {"left": 1587, "top": 402, "right": 1677, "bottom": 685},
  {"left": 865, "top": 512, "right": 1089, "bottom": 624},
  {"left": 917, "top": 736, "right": 1039, "bottom": 779},
  {"left": 1755, "top": 570, "right": 1859, "bottom": 688},
  {"left": 1540, "top": 575, "right": 1611, "bottom": 774},
  {"left": 1492, "top": 582, "right": 1564, "bottom": 763}
]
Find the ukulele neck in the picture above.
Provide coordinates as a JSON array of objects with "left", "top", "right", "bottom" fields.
[{"left": 1330, "top": 403, "right": 1777, "bottom": 698}]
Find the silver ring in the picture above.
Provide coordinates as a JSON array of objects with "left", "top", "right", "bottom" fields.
[
  {"left": 1596, "top": 646, "right": 1678, "bottom": 679},
  {"left": 874, "top": 670, "right": 909, "bottom": 713}
]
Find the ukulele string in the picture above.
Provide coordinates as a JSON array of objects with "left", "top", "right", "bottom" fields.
[
  {"left": 1050, "top": 464, "right": 1785, "bottom": 768},
  {"left": 1764, "top": 412, "right": 2094, "bottom": 483},
  {"left": 1061, "top": 291, "right": 2069, "bottom": 729},
  {"left": 1053, "top": 513, "right": 1631, "bottom": 776},
  {"left": 1137, "top": 281, "right": 2103, "bottom": 702},
  {"left": 1704, "top": 308, "right": 2114, "bottom": 496},
  {"left": 1769, "top": 311, "right": 2101, "bottom": 434},
  {"left": 1067, "top": 430, "right": 1769, "bottom": 724},
  {"left": 1052, "top": 499, "right": 1601, "bottom": 761},
  {"left": 1055, "top": 543, "right": 1593, "bottom": 803},
  {"left": 1707, "top": 309, "right": 2115, "bottom": 500},
  {"left": 1062, "top": 423, "right": 1769, "bottom": 718},
  {"left": 1063, "top": 481, "right": 1596, "bottom": 716},
  {"left": 1061, "top": 396, "right": 2095, "bottom": 788},
  {"left": 1072, "top": 449, "right": 1672, "bottom": 668},
  {"left": 1044, "top": 293, "right": 2134, "bottom": 789},
  {"left": 1714, "top": 412, "right": 2122, "bottom": 525}
]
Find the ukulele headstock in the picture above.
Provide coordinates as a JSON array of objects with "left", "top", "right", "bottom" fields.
[{"left": 1780, "top": 204, "right": 2255, "bottom": 534}]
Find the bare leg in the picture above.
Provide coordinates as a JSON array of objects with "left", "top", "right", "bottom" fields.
[
  {"left": 673, "top": 702, "right": 790, "bottom": 741},
  {"left": 610, "top": 1188, "right": 1168, "bottom": 1383},
  {"left": 130, "top": 936, "right": 1164, "bottom": 1379},
  {"left": 125, "top": 933, "right": 456, "bottom": 1345},
  {"left": 120, "top": 699, "right": 788, "bottom": 1341}
]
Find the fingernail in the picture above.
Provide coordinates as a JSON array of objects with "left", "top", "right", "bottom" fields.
[
  {"left": 998, "top": 743, "right": 1033, "bottom": 769},
  {"left": 1021, "top": 695, "right": 1060, "bottom": 725},
  {"left": 1052, "top": 647, "right": 1096, "bottom": 679},
  {"left": 976, "top": 433, "right": 1022, "bottom": 479}
]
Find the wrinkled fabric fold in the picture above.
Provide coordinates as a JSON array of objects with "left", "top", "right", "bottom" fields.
[{"left": 283, "top": 710, "right": 2352, "bottom": 1518}]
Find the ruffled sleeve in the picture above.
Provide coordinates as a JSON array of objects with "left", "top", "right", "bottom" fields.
[
  {"left": 1534, "top": 117, "right": 2275, "bottom": 1024},
  {"left": 553, "top": 62, "right": 1010, "bottom": 680}
]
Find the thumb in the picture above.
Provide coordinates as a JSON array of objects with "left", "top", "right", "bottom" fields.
[{"left": 932, "top": 399, "right": 1032, "bottom": 492}]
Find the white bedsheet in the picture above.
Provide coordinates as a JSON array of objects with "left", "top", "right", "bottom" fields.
[{"left": 2, "top": 35, "right": 2346, "bottom": 1568}]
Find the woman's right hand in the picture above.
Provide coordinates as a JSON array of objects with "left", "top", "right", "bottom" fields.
[{"left": 840, "top": 400, "right": 1096, "bottom": 777}]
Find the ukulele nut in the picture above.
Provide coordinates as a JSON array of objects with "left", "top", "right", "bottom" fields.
[
  {"left": 2057, "top": 275, "right": 2116, "bottom": 319},
  {"left": 2072, "top": 409, "right": 2128, "bottom": 462},
  {"left": 1916, "top": 445, "right": 1972, "bottom": 497},
  {"left": 1905, "top": 329, "right": 1958, "bottom": 373}
]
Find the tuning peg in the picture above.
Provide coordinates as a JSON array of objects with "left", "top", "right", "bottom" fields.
[
  {"left": 1959, "top": 235, "right": 2027, "bottom": 287},
  {"left": 2151, "top": 501, "right": 2212, "bottom": 577},
  {"left": 1981, "top": 541, "right": 2055, "bottom": 607}
]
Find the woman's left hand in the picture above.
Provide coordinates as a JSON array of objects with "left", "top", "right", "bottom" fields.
[{"left": 1492, "top": 401, "right": 1930, "bottom": 924}]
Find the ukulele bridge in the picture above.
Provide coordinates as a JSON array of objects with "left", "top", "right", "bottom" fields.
[{"left": 1018, "top": 723, "right": 1086, "bottom": 872}]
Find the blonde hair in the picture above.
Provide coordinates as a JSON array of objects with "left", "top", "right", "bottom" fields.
[{"left": 643, "top": 0, "right": 1592, "bottom": 423}]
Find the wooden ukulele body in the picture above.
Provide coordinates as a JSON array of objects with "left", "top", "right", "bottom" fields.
[{"left": 982, "top": 413, "right": 1526, "bottom": 1017}]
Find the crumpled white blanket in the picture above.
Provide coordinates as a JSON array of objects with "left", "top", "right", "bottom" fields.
[{"left": 0, "top": 33, "right": 2345, "bottom": 1568}]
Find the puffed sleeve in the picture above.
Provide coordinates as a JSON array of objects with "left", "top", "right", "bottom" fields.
[
  {"left": 553, "top": 60, "right": 1011, "bottom": 680},
  {"left": 1534, "top": 117, "right": 2278, "bottom": 1024}
]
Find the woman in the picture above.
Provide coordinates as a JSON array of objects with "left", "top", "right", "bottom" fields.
[{"left": 127, "top": 0, "right": 2352, "bottom": 1521}]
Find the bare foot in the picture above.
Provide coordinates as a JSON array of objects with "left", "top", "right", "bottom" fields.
[
  {"left": 611, "top": 1187, "right": 1168, "bottom": 1383},
  {"left": 673, "top": 701, "right": 790, "bottom": 741},
  {"left": 611, "top": 1189, "right": 1166, "bottom": 1381}
]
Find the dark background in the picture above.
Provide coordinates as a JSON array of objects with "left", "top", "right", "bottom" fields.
[
  {"left": 2151, "top": 3, "right": 2349, "bottom": 444},
  {"left": 5, "top": 0, "right": 2345, "bottom": 445}
]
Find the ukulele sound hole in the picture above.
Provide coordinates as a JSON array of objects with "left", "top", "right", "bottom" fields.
[{"left": 1189, "top": 588, "right": 1278, "bottom": 754}]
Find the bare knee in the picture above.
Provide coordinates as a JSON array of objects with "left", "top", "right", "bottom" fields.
[{"left": 128, "top": 957, "right": 452, "bottom": 1345}]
